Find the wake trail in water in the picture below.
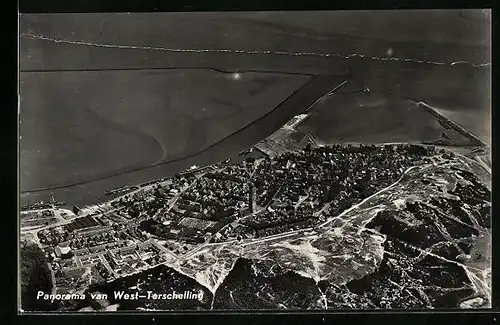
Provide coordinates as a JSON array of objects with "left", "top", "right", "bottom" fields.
[{"left": 22, "top": 33, "right": 491, "bottom": 68}]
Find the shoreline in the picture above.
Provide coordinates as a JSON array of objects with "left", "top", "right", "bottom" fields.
[
  {"left": 22, "top": 140, "right": 489, "bottom": 218},
  {"left": 20, "top": 74, "right": 346, "bottom": 207}
]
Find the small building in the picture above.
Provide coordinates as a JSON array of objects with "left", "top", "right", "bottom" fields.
[
  {"left": 55, "top": 245, "right": 72, "bottom": 258},
  {"left": 170, "top": 228, "right": 181, "bottom": 235}
]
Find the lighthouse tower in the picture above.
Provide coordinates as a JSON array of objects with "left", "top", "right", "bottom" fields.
[{"left": 249, "top": 183, "right": 257, "bottom": 213}]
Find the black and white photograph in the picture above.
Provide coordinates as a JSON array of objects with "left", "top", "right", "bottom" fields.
[{"left": 18, "top": 9, "right": 491, "bottom": 312}]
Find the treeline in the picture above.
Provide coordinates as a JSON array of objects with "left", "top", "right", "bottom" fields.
[{"left": 20, "top": 243, "right": 58, "bottom": 311}]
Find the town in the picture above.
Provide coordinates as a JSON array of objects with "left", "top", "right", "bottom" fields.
[{"left": 21, "top": 124, "right": 443, "bottom": 297}]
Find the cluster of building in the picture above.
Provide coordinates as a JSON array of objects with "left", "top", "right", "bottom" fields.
[
  {"left": 48, "top": 237, "right": 169, "bottom": 294},
  {"left": 21, "top": 209, "right": 54, "bottom": 219},
  {"left": 53, "top": 263, "right": 99, "bottom": 294},
  {"left": 214, "top": 144, "right": 435, "bottom": 241},
  {"left": 137, "top": 162, "right": 260, "bottom": 244},
  {"left": 20, "top": 209, "right": 61, "bottom": 228},
  {"left": 33, "top": 142, "right": 437, "bottom": 295},
  {"left": 177, "top": 167, "right": 250, "bottom": 221},
  {"left": 109, "top": 176, "right": 191, "bottom": 220},
  {"left": 38, "top": 226, "right": 70, "bottom": 246},
  {"left": 35, "top": 176, "right": 195, "bottom": 294},
  {"left": 142, "top": 144, "right": 435, "bottom": 244},
  {"left": 101, "top": 240, "right": 168, "bottom": 278}
]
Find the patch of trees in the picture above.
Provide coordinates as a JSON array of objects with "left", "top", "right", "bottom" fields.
[
  {"left": 20, "top": 243, "right": 58, "bottom": 311},
  {"left": 139, "top": 219, "right": 171, "bottom": 238}
]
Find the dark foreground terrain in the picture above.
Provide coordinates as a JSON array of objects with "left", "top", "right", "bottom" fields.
[
  {"left": 20, "top": 243, "right": 56, "bottom": 311},
  {"left": 79, "top": 265, "right": 213, "bottom": 311},
  {"left": 213, "top": 167, "right": 490, "bottom": 309}
]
